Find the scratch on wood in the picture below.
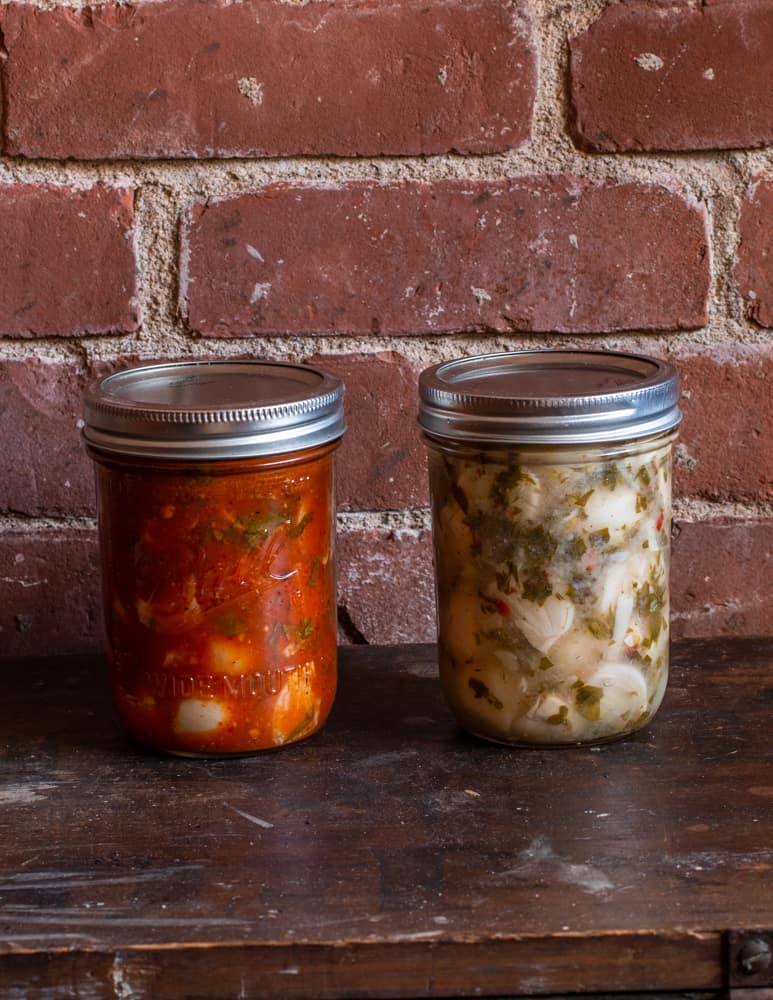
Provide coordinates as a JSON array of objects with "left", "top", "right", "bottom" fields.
[
  {"left": 0, "top": 866, "right": 202, "bottom": 891},
  {"left": 389, "top": 930, "right": 443, "bottom": 942},
  {"left": 227, "top": 804, "right": 274, "bottom": 829}
]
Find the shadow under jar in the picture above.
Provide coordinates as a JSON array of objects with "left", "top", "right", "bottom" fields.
[
  {"left": 419, "top": 350, "right": 681, "bottom": 747},
  {"left": 83, "top": 361, "right": 345, "bottom": 757}
]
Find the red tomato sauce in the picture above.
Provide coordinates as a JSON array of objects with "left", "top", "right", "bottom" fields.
[{"left": 92, "top": 443, "right": 338, "bottom": 755}]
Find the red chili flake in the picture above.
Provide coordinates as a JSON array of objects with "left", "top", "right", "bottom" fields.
[
  {"left": 656, "top": 512, "right": 664, "bottom": 531},
  {"left": 585, "top": 565, "right": 593, "bottom": 573},
  {"left": 494, "top": 599, "right": 511, "bottom": 617}
]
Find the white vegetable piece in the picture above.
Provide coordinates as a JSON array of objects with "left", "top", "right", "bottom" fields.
[
  {"left": 612, "top": 593, "right": 635, "bottom": 645},
  {"left": 513, "top": 471, "right": 542, "bottom": 521},
  {"left": 582, "top": 484, "right": 641, "bottom": 542},
  {"left": 597, "top": 552, "right": 649, "bottom": 614},
  {"left": 586, "top": 661, "right": 648, "bottom": 722},
  {"left": 209, "top": 637, "right": 254, "bottom": 675},
  {"left": 174, "top": 699, "right": 228, "bottom": 734},
  {"left": 455, "top": 663, "right": 526, "bottom": 737},
  {"left": 507, "top": 594, "right": 575, "bottom": 654},
  {"left": 455, "top": 463, "right": 495, "bottom": 509},
  {"left": 271, "top": 667, "right": 318, "bottom": 744},
  {"left": 512, "top": 692, "right": 584, "bottom": 743}
]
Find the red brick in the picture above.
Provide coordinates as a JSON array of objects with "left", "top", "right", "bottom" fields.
[
  {"left": 337, "top": 529, "right": 435, "bottom": 645},
  {"left": 186, "top": 179, "right": 709, "bottom": 336},
  {"left": 0, "top": 185, "right": 137, "bottom": 337},
  {"left": 306, "top": 353, "right": 427, "bottom": 511},
  {"left": 0, "top": 530, "right": 103, "bottom": 658},
  {"left": 569, "top": 1, "right": 773, "bottom": 153},
  {"left": 672, "top": 519, "right": 773, "bottom": 639},
  {"left": 674, "top": 351, "right": 773, "bottom": 503},
  {"left": 0, "top": 356, "right": 161, "bottom": 517},
  {"left": 735, "top": 177, "right": 773, "bottom": 328},
  {"left": 0, "top": 360, "right": 95, "bottom": 517},
  {"left": 0, "top": 0, "right": 535, "bottom": 160}
]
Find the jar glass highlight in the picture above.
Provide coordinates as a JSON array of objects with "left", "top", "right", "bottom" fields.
[
  {"left": 419, "top": 350, "right": 681, "bottom": 747},
  {"left": 83, "top": 361, "right": 345, "bottom": 757}
]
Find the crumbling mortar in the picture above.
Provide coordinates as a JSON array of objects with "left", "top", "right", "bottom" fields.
[
  {"left": 1, "top": 328, "right": 771, "bottom": 372},
  {"left": 133, "top": 183, "right": 186, "bottom": 345},
  {"left": 673, "top": 499, "right": 773, "bottom": 523},
  {"left": 1, "top": 142, "right": 772, "bottom": 195},
  {"left": 0, "top": 515, "right": 97, "bottom": 533},
  {"left": 2, "top": 499, "right": 772, "bottom": 539}
]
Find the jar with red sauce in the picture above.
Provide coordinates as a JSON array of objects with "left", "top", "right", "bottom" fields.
[{"left": 83, "top": 361, "right": 345, "bottom": 757}]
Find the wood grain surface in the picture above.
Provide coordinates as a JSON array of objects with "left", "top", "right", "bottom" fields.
[{"left": 0, "top": 638, "right": 772, "bottom": 999}]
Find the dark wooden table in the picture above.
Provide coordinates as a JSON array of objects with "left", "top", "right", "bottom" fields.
[{"left": 1, "top": 638, "right": 772, "bottom": 999}]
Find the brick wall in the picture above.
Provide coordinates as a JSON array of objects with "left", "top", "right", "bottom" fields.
[{"left": 0, "top": 0, "right": 771, "bottom": 656}]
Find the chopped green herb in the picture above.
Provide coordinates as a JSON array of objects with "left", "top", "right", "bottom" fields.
[
  {"left": 468, "top": 677, "right": 504, "bottom": 710},
  {"left": 546, "top": 705, "right": 569, "bottom": 726},
  {"left": 575, "top": 684, "right": 603, "bottom": 721},
  {"left": 571, "top": 536, "right": 587, "bottom": 559},
  {"left": 296, "top": 617, "right": 314, "bottom": 642},
  {"left": 520, "top": 524, "right": 558, "bottom": 568},
  {"left": 538, "top": 656, "right": 553, "bottom": 672},
  {"left": 636, "top": 494, "right": 648, "bottom": 513},
  {"left": 602, "top": 462, "right": 624, "bottom": 490},
  {"left": 470, "top": 514, "right": 557, "bottom": 573},
  {"left": 569, "top": 488, "right": 594, "bottom": 508},
  {"left": 219, "top": 610, "right": 246, "bottom": 638},
  {"left": 636, "top": 580, "right": 666, "bottom": 618},
  {"left": 568, "top": 572, "right": 594, "bottom": 601},
  {"left": 588, "top": 527, "right": 611, "bottom": 548},
  {"left": 288, "top": 511, "right": 313, "bottom": 538},
  {"left": 490, "top": 464, "right": 537, "bottom": 508},
  {"left": 588, "top": 618, "right": 612, "bottom": 640},
  {"left": 283, "top": 617, "right": 315, "bottom": 643},
  {"left": 636, "top": 466, "right": 652, "bottom": 487},
  {"left": 307, "top": 556, "right": 320, "bottom": 588},
  {"left": 228, "top": 510, "right": 290, "bottom": 551},
  {"left": 521, "top": 573, "right": 553, "bottom": 605}
]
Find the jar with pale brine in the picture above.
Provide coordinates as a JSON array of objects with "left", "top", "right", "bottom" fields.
[
  {"left": 419, "top": 351, "right": 681, "bottom": 746},
  {"left": 83, "top": 361, "right": 345, "bottom": 757}
]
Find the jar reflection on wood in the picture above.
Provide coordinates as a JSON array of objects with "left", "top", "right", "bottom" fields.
[
  {"left": 419, "top": 350, "right": 681, "bottom": 747},
  {"left": 83, "top": 361, "right": 345, "bottom": 757}
]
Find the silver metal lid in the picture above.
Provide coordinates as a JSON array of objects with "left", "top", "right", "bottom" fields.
[
  {"left": 83, "top": 360, "right": 345, "bottom": 459},
  {"left": 418, "top": 350, "right": 681, "bottom": 445}
]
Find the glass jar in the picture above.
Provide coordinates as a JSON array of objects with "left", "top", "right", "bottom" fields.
[
  {"left": 83, "top": 361, "right": 345, "bottom": 756},
  {"left": 418, "top": 350, "right": 681, "bottom": 747}
]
